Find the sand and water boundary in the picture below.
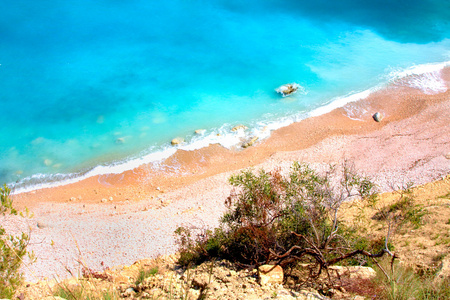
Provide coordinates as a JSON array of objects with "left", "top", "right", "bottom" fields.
[{"left": 4, "top": 68, "right": 450, "bottom": 281}]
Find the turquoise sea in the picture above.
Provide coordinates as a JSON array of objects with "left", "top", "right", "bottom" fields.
[{"left": 1, "top": 0, "right": 449, "bottom": 192}]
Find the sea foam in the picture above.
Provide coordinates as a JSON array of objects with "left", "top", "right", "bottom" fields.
[{"left": 389, "top": 61, "right": 450, "bottom": 94}]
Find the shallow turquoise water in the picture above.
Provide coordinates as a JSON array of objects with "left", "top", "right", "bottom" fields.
[{"left": 1, "top": 0, "right": 449, "bottom": 191}]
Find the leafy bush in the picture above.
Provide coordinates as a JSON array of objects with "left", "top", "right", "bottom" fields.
[
  {"left": 0, "top": 184, "right": 34, "bottom": 298},
  {"left": 175, "top": 162, "right": 386, "bottom": 278}
]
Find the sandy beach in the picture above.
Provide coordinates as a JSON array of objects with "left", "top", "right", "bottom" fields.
[{"left": 4, "top": 68, "right": 450, "bottom": 281}]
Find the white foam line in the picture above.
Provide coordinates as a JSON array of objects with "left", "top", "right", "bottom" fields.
[
  {"left": 12, "top": 60, "right": 450, "bottom": 194},
  {"left": 309, "top": 88, "right": 377, "bottom": 118},
  {"left": 388, "top": 61, "right": 450, "bottom": 79},
  {"left": 388, "top": 61, "right": 450, "bottom": 95}
]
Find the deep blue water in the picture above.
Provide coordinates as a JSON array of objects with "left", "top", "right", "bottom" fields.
[{"left": 1, "top": 0, "right": 449, "bottom": 191}]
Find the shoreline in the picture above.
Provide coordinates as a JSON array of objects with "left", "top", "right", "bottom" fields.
[
  {"left": 14, "top": 67, "right": 450, "bottom": 209},
  {"left": 6, "top": 68, "right": 450, "bottom": 281},
  {"left": 10, "top": 61, "right": 450, "bottom": 197}
]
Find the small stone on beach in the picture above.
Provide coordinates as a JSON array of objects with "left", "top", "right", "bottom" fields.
[
  {"left": 36, "top": 221, "right": 48, "bottom": 229},
  {"left": 372, "top": 112, "right": 383, "bottom": 122},
  {"left": 445, "top": 152, "right": 450, "bottom": 159}
]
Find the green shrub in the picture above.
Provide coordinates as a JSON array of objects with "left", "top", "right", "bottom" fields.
[
  {"left": 175, "top": 162, "right": 384, "bottom": 276},
  {"left": 0, "top": 184, "right": 34, "bottom": 298}
]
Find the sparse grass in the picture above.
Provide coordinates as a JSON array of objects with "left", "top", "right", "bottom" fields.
[
  {"left": 404, "top": 206, "right": 427, "bottom": 229},
  {"left": 372, "top": 188, "right": 427, "bottom": 229},
  {"left": 135, "top": 266, "right": 158, "bottom": 285},
  {"left": 432, "top": 253, "right": 447, "bottom": 263},
  {"left": 54, "top": 282, "right": 119, "bottom": 300},
  {"left": 417, "top": 277, "right": 450, "bottom": 299},
  {"left": 372, "top": 256, "right": 450, "bottom": 300},
  {"left": 431, "top": 233, "right": 440, "bottom": 240},
  {"left": 374, "top": 258, "right": 422, "bottom": 300},
  {"left": 437, "top": 191, "right": 450, "bottom": 199}
]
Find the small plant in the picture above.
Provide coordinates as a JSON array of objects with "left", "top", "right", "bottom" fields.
[
  {"left": 54, "top": 278, "right": 119, "bottom": 300},
  {"left": 437, "top": 191, "right": 450, "bottom": 199},
  {"left": 135, "top": 266, "right": 158, "bottom": 285},
  {"left": 417, "top": 276, "right": 450, "bottom": 299},
  {"left": 373, "top": 184, "right": 427, "bottom": 229},
  {"left": 373, "top": 256, "right": 450, "bottom": 300},
  {"left": 374, "top": 258, "right": 422, "bottom": 300},
  {"left": 0, "top": 184, "right": 35, "bottom": 298}
]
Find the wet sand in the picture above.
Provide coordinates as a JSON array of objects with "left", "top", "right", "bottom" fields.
[{"left": 5, "top": 68, "right": 450, "bottom": 281}]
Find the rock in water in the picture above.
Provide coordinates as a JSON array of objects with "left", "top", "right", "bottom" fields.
[
  {"left": 194, "top": 129, "right": 206, "bottom": 135},
  {"left": 258, "top": 265, "right": 283, "bottom": 285},
  {"left": 275, "top": 83, "right": 300, "bottom": 97},
  {"left": 43, "top": 159, "right": 53, "bottom": 166},
  {"left": 372, "top": 112, "right": 383, "bottom": 122},
  {"left": 242, "top": 136, "right": 259, "bottom": 148},
  {"left": 171, "top": 138, "right": 184, "bottom": 145},
  {"left": 231, "top": 125, "right": 248, "bottom": 132}
]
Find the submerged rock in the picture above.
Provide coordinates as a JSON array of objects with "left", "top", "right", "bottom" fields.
[
  {"left": 116, "top": 137, "right": 125, "bottom": 144},
  {"left": 43, "top": 159, "right": 53, "bottom": 166},
  {"left": 171, "top": 138, "right": 184, "bottom": 145},
  {"left": 194, "top": 129, "right": 206, "bottom": 135},
  {"left": 276, "top": 83, "right": 301, "bottom": 97},
  {"left": 231, "top": 125, "right": 248, "bottom": 132}
]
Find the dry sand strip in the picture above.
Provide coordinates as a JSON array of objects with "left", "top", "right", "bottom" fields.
[{"left": 3, "top": 71, "right": 450, "bottom": 281}]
